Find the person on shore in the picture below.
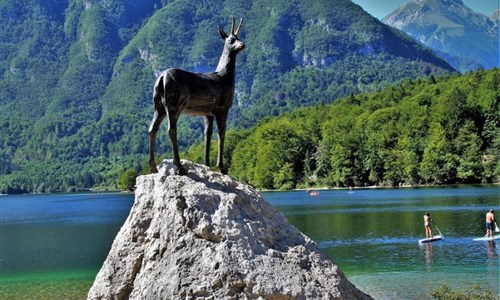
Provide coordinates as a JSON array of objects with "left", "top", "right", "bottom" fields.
[
  {"left": 485, "top": 209, "right": 495, "bottom": 238},
  {"left": 424, "top": 213, "right": 433, "bottom": 238}
]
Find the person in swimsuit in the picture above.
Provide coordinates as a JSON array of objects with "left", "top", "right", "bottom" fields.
[
  {"left": 485, "top": 209, "right": 495, "bottom": 238},
  {"left": 424, "top": 213, "right": 433, "bottom": 238}
]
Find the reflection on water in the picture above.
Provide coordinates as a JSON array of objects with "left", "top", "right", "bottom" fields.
[
  {"left": 486, "top": 241, "right": 498, "bottom": 260},
  {"left": 424, "top": 243, "right": 433, "bottom": 268}
]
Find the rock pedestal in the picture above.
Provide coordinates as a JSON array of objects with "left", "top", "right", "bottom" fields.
[{"left": 87, "top": 160, "right": 372, "bottom": 299}]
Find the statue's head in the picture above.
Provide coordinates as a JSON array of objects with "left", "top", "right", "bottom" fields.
[{"left": 218, "top": 17, "right": 245, "bottom": 53}]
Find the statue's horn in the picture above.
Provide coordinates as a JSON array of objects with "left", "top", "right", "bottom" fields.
[
  {"left": 231, "top": 16, "right": 235, "bottom": 35},
  {"left": 235, "top": 18, "right": 243, "bottom": 35}
]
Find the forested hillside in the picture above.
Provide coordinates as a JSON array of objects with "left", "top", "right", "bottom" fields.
[
  {"left": 185, "top": 69, "right": 499, "bottom": 189},
  {"left": 0, "top": 0, "right": 456, "bottom": 193}
]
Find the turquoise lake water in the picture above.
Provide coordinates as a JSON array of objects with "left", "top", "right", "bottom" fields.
[{"left": 0, "top": 185, "right": 498, "bottom": 299}]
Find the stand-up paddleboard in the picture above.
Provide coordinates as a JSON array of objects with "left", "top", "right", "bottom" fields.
[
  {"left": 418, "top": 224, "right": 444, "bottom": 244},
  {"left": 473, "top": 235, "right": 500, "bottom": 241},
  {"left": 418, "top": 235, "right": 442, "bottom": 244}
]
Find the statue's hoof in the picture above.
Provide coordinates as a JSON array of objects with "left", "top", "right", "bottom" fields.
[
  {"left": 176, "top": 166, "right": 187, "bottom": 175},
  {"left": 219, "top": 167, "right": 228, "bottom": 175},
  {"left": 150, "top": 166, "right": 159, "bottom": 174}
]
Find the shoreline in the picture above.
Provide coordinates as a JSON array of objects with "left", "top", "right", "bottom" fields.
[
  {"left": 258, "top": 182, "right": 499, "bottom": 193},
  {"left": 2, "top": 182, "right": 498, "bottom": 196}
]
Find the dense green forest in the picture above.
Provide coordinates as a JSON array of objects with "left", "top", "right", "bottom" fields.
[
  {"left": 0, "top": 0, "right": 458, "bottom": 193},
  {"left": 186, "top": 68, "right": 499, "bottom": 189}
]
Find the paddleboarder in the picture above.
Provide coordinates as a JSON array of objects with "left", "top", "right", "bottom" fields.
[
  {"left": 485, "top": 209, "right": 495, "bottom": 238},
  {"left": 424, "top": 213, "right": 433, "bottom": 239}
]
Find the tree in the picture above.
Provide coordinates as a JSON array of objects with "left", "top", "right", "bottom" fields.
[
  {"left": 118, "top": 168, "right": 138, "bottom": 191},
  {"left": 420, "top": 125, "right": 458, "bottom": 183},
  {"left": 455, "top": 120, "right": 482, "bottom": 183}
]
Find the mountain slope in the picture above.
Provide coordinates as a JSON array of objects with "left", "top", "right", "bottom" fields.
[
  {"left": 382, "top": 0, "right": 499, "bottom": 72},
  {"left": 0, "top": 0, "right": 455, "bottom": 193},
  {"left": 99, "top": 0, "right": 455, "bottom": 152}
]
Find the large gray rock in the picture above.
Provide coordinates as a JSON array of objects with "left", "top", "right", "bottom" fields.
[{"left": 88, "top": 160, "right": 372, "bottom": 300}]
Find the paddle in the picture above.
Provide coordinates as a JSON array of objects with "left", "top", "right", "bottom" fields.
[
  {"left": 434, "top": 223, "right": 444, "bottom": 238},
  {"left": 495, "top": 222, "right": 500, "bottom": 233}
]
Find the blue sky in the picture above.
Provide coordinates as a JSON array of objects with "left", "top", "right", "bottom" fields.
[{"left": 350, "top": 0, "right": 499, "bottom": 19}]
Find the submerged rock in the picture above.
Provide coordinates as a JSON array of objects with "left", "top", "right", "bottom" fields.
[{"left": 88, "top": 160, "right": 372, "bottom": 299}]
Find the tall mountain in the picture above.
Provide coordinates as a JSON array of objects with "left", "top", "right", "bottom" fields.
[
  {"left": 382, "top": 0, "right": 499, "bottom": 72},
  {"left": 0, "top": 0, "right": 455, "bottom": 193}
]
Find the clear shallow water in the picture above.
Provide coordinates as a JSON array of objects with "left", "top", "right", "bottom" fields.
[
  {"left": 0, "top": 193, "right": 134, "bottom": 299},
  {"left": 0, "top": 186, "right": 498, "bottom": 299}
]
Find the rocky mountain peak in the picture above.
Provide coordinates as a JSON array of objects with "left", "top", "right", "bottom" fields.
[
  {"left": 491, "top": 9, "right": 500, "bottom": 21},
  {"left": 87, "top": 160, "right": 372, "bottom": 299},
  {"left": 382, "top": 0, "right": 499, "bottom": 72},
  {"left": 418, "top": 0, "right": 463, "bottom": 5}
]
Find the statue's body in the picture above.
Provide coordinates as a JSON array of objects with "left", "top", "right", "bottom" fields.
[{"left": 149, "top": 18, "right": 245, "bottom": 175}]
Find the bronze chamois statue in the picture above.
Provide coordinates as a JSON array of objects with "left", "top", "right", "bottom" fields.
[{"left": 149, "top": 17, "right": 245, "bottom": 175}]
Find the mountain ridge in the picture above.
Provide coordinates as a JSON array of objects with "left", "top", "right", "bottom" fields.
[{"left": 382, "top": 0, "right": 499, "bottom": 72}]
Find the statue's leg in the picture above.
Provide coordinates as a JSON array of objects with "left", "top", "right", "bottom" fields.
[
  {"left": 215, "top": 113, "right": 228, "bottom": 174},
  {"left": 148, "top": 105, "right": 165, "bottom": 173},
  {"left": 167, "top": 109, "right": 186, "bottom": 175},
  {"left": 204, "top": 116, "right": 214, "bottom": 167}
]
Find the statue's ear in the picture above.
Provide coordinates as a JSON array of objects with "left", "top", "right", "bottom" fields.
[{"left": 218, "top": 26, "right": 228, "bottom": 40}]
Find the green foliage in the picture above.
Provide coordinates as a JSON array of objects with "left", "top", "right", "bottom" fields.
[
  {"left": 430, "top": 284, "right": 495, "bottom": 300},
  {"left": 118, "top": 168, "right": 138, "bottom": 191},
  {"left": 0, "top": 0, "right": 458, "bottom": 193},
  {"left": 227, "top": 68, "right": 500, "bottom": 189},
  {"left": 230, "top": 107, "right": 327, "bottom": 189}
]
